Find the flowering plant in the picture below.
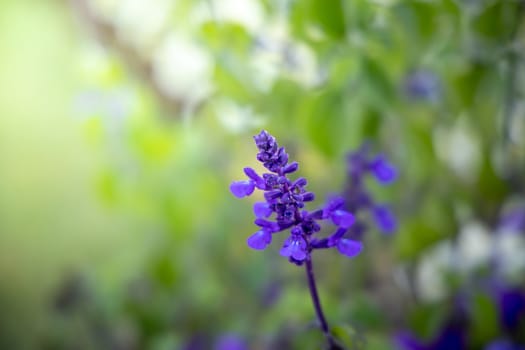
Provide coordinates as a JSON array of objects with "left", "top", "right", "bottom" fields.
[{"left": 230, "top": 130, "right": 397, "bottom": 349}]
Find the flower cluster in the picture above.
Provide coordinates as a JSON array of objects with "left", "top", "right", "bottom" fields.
[
  {"left": 230, "top": 130, "right": 362, "bottom": 264},
  {"left": 342, "top": 143, "right": 398, "bottom": 239}
]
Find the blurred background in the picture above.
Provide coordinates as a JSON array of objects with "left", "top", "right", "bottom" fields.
[{"left": 0, "top": 0, "right": 524, "bottom": 349}]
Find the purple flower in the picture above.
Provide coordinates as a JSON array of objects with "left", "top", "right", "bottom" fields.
[
  {"left": 394, "top": 311, "right": 468, "bottom": 350},
  {"left": 230, "top": 130, "right": 361, "bottom": 263},
  {"left": 404, "top": 70, "right": 441, "bottom": 102},
  {"left": 497, "top": 288, "right": 525, "bottom": 333},
  {"left": 280, "top": 235, "right": 308, "bottom": 261},
  {"left": 214, "top": 333, "right": 248, "bottom": 350},
  {"left": 499, "top": 205, "right": 525, "bottom": 233},
  {"left": 485, "top": 339, "right": 525, "bottom": 350}
]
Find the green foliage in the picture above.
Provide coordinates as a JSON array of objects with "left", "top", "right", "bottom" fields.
[{"left": 1, "top": 0, "right": 524, "bottom": 349}]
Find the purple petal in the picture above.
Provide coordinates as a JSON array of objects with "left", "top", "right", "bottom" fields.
[
  {"left": 337, "top": 239, "right": 363, "bottom": 258},
  {"left": 253, "top": 202, "right": 272, "bottom": 218},
  {"left": 243, "top": 167, "right": 266, "bottom": 189},
  {"left": 322, "top": 196, "right": 345, "bottom": 219},
  {"left": 230, "top": 180, "right": 255, "bottom": 198},
  {"left": 331, "top": 210, "right": 355, "bottom": 229},
  {"left": 373, "top": 205, "right": 397, "bottom": 233},
  {"left": 370, "top": 155, "right": 397, "bottom": 184},
  {"left": 254, "top": 218, "right": 279, "bottom": 232},
  {"left": 393, "top": 331, "right": 426, "bottom": 350},
  {"left": 215, "top": 333, "right": 248, "bottom": 350},
  {"left": 247, "top": 230, "right": 272, "bottom": 250}
]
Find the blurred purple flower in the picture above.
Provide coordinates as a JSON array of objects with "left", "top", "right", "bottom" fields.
[
  {"left": 214, "top": 333, "right": 248, "bottom": 350},
  {"left": 343, "top": 144, "right": 398, "bottom": 237},
  {"left": 373, "top": 205, "right": 398, "bottom": 234},
  {"left": 370, "top": 154, "right": 398, "bottom": 184},
  {"left": 404, "top": 70, "right": 441, "bottom": 102},
  {"left": 485, "top": 338, "right": 525, "bottom": 350},
  {"left": 499, "top": 205, "right": 525, "bottom": 233},
  {"left": 395, "top": 310, "right": 468, "bottom": 350},
  {"left": 497, "top": 288, "right": 525, "bottom": 334}
]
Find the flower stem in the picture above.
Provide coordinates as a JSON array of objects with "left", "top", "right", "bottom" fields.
[{"left": 305, "top": 258, "right": 341, "bottom": 350}]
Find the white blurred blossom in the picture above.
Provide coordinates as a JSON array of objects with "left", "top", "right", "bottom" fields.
[
  {"left": 215, "top": 99, "right": 264, "bottom": 133},
  {"left": 433, "top": 117, "right": 481, "bottom": 182},
  {"left": 152, "top": 33, "right": 213, "bottom": 104},
  {"left": 456, "top": 221, "right": 492, "bottom": 273},
  {"left": 416, "top": 241, "right": 455, "bottom": 302}
]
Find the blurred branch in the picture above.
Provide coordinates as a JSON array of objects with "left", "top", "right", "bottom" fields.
[
  {"left": 502, "top": 0, "right": 525, "bottom": 143},
  {"left": 69, "top": 0, "right": 204, "bottom": 120}
]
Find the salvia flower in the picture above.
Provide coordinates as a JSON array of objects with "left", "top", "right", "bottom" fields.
[{"left": 230, "top": 130, "right": 363, "bottom": 264}]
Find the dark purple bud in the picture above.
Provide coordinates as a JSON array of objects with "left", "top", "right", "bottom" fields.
[
  {"left": 293, "top": 177, "right": 307, "bottom": 188},
  {"left": 291, "top": 225, "right": 303, "bottom": 236},
  {"left": 263, "top": 173, "right": 279, "bottom": 187},
  {"left": 282, "top": 161, "right": 299, "bottom": 174},
  {"left": 257, "top": 152, "right": 270, "bottom": 162},
  {"left": 301, "top": 192, "right": 315, "bottom": 202},
  {"left": 307, "top": 209, "right": 324, "bottom": 220},
  {"left": 264, "top": 190, "right": 282, "bottom": 201},
  {"left": 301, "top": 218, "right": 321, "bottom": 235}
]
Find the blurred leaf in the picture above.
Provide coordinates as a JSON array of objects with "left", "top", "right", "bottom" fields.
[
  {"left": 290, "top": 0, "right": 346, "bottom": 40},
  {"left": 362, "top": 56, "right": 395, "bottom": 110},
  {"left": 331, "top": 323, "right": 366, "bottom": 350},
  {"left": 409, "top": 303, "right": 448, "bottom": 339},
  {"left": 300, "top": 90, "right": 345, "bottom": 157},
  {"left": 200, "top": 22, "right": 252, "bottom": 54},
  {"left": 470, "top": 292, "right": 499, "bottom": 347}
]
